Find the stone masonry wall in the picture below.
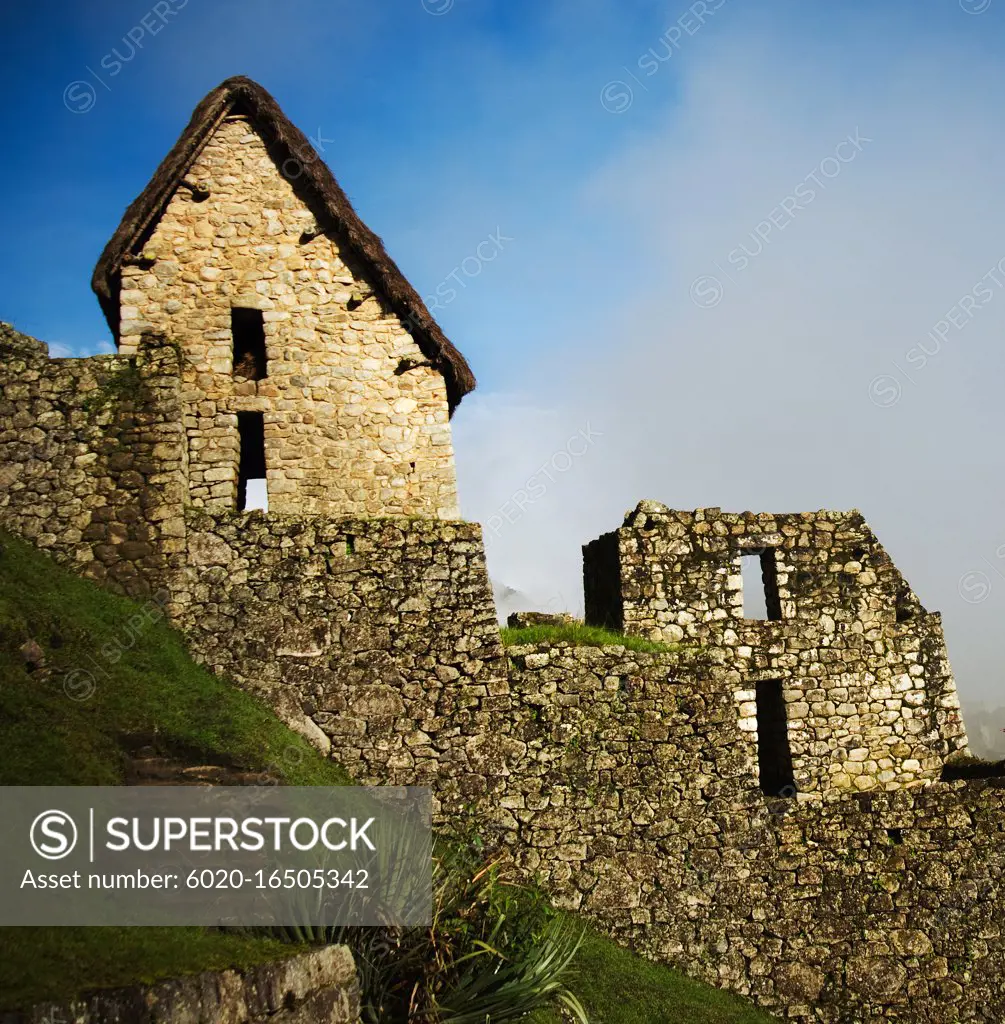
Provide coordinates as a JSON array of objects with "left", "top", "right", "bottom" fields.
[
  {"left": 583, "top": 503, "right": 969, "bottom": 794},
  {"left": 492, "top": 642, "right": 1005, "bottom": 1024},
  {"left": 173, "top": 511, "right": 510, "bottom": 802},
  {"left": 121, "top": 113, "right": 458, "bottom": 519},
  {"left": 0, "top": 325, "right": 186, "bottom": 598},
  {"left": 4, "top": 321, "right": 1002, "bottom": 1021},
  {"left": 0, "top": 324, "right": 504, "bottom": 798},
  {"left": 1, "top": 945, "right": 360, "bottom": 1024}
]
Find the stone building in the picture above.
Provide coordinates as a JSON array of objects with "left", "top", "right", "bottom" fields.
[
  {"left": 583, "top": 502, "right": 971, "bottom": 795},
  {"left": 91, "top": 76, "right": 474, "bottom": 518}
]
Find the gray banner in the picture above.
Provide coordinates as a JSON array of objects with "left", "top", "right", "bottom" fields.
[{"left": 0, "top": 787, "right": 431, "bottom": 926}]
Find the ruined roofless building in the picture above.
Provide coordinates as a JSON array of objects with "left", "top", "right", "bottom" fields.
[
  {"left": 584, "top": 502, "right": 971, "bottom": 796},
  {"left": 91, "top": 75, "right": 474, "bottom": 518}
]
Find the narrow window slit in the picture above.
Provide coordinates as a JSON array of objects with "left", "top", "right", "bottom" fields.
[
  {"left": 237, "top": 412, "right": 267, "bottom": 511},
  {"left": 232, "top": 308, "right": 267, "bottom": 381},
  {"left": 755, "top": 679, "right": 796, "bottom": 797},
  {"left": 741, "top": 549, "right": 782, "bottom": 620},
  {"left": 345, "top": 535, "right": 355, "bottom": 555}
]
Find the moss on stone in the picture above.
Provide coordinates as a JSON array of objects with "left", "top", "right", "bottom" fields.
[{"left": 81, "top": 359, "right": 151, "bottom": 417}]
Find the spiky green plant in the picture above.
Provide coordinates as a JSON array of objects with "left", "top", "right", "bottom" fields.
[{"left": 249, "top": 843, "right": 587, "bottom": 1023}]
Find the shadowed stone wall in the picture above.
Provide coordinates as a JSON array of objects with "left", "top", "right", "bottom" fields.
[
  {"left": 496, "top": 641, "right": 1005, "bottom": 1024},
  {"left": 0, "top": 325, "right": 186, "bottom": 598}
]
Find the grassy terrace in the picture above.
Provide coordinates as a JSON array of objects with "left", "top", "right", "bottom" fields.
[
  {"left": 0, "top": 529, "right": 342, "bottom": 1008},
  {"left": 0, "top": 929, "right": 300, "bottom": 1010},
  {"left": 0, "top": 530, "right": 775, "bottom": 1022}
]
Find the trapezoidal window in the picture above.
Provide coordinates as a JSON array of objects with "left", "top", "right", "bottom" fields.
[
  {"left": 237, "top": 412, "right": 267, "bottom": 511},
  {"left": 755, "top": 680, "right": 796, "bottom": 797},
  {"left": 741, "top": 549, "right": 782, "bottom": 620},
  {"left": 231, "top": 308, "right": 267, "bottom": 381}
]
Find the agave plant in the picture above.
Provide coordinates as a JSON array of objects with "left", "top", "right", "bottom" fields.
[
  {"left": 430, "top": 913, "right": 587, "bottom": 1024},
  {"left": 246, "top": 841, "right": 588, "bottom": 1023}
]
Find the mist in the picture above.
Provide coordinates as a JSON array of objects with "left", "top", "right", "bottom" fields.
[{"left": 453, "top": 10, "right": 1005, "bottom": 757}]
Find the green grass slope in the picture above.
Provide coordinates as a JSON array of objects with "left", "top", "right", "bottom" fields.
[
  {"left": 0, "top": 529, "right": 349, "bottom": 787},
  {"left": 0, "top": 529, "right": 342, "bottom": 1009},
  {"left": 0, "top": 530, "right": 776, "bottom": 1022},
  {"left": 530, "top": 925, "right": 776, "bottom": 1024}
]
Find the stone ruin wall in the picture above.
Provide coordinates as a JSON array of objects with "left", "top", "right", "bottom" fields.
[
  {"left": 119, "top": 113, "right": 458, "bottom": 519},
  {"left": 495, "top": 642, "right": 1005, "bottom": 1024},
  {"left": 173, "top": 511, "right": 510, "bottom": 795},
  {"left": 163, "top": 505, "right": 1004, "bottom": 1024},
  {"left": 584, "top": 503, "right": 970, "bottom": 795},
  {"left": 0, "top": 325, "right": 187, "bottom": 599}
]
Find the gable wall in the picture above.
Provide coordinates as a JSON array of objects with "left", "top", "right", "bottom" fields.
[
  {"left": 118, "top": 114, "right": 459, "bottom": 519},
  {"left": 583, "top": 504, "right": 970, "bottom": 794}
]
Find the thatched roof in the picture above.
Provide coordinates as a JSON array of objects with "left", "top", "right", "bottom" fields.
[{"left": 91, "top": 75, "right": 475, "bottom": 410}]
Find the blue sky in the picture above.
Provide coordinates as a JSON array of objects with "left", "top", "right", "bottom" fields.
[
  {"left": 3, "top": 0, "right": 1005, "bottom": 747},
  {"left": 1, "top": 0, "right": 999, "bottom": 371},
  {"left": 1, "top": 0, "right": 666, "bottom": 368}
]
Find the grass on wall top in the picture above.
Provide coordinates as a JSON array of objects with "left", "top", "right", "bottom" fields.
[{"left": 501, "top": 622, "right": 684, "bottom": 655}]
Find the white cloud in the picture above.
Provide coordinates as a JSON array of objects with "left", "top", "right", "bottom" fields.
[
  {"left": 47, "top": 338, "right": 116, "bottom": 358},
  {"left": 450, "top": 19, "right": 1005, "bottom": 748}
]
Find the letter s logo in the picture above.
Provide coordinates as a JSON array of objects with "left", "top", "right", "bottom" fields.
[{"left": 30, "top": 810, "right": 78, "bottom": 860}]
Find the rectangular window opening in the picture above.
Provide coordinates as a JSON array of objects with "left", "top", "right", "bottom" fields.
[
  {"left": 232, "top": 307, "right": 267, "bottom": 381},
  {"left": 755, "top": 679, "right": 796, "bottom": 797},
  {"left": 741, "top": 549, "right": 782, "bottom": 620},
  {"left": 237, "top": 412, "right": 267, "bottom": 511}
]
